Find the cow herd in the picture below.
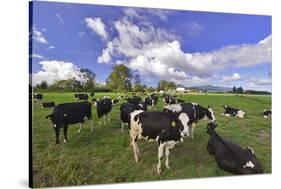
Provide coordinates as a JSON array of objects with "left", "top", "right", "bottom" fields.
[{"left": 33, "top": 92, "right": 271, "bottom": 176}]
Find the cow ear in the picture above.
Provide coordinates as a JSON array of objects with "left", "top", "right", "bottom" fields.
[{"left": 247, "top": 147, "right": 255, "bottom": 155}]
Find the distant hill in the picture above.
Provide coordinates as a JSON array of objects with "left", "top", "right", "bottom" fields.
[{"left": 187, "top": 85, "right": 232, "bottom": 92}]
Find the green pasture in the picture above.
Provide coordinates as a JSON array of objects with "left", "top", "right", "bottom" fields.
[{"left": 31, "top": 92, "right": 271, "bottom": 187}]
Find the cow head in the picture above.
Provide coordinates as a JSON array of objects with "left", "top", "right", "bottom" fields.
[
  {"left": 205, "top": 106, "right": 216, "bottom": 122},
  {"left": 206, "top": 122, "right": 217, "bottom": 135},
  {"left": 241, "top": 147, "right": 264, "bottom": 174}
]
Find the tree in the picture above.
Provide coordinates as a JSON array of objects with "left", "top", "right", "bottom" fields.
[
  {"left": 157, "top": 80, "right": 176, "bottom": 91},
  {"left": 49, "top": 78, "right": 83, "bottom": 91},
  {"left": 106, "top": 65, "right": 132, "bottom": 92},
  {"left": 237, "top": 86, "right": 244, "bottom": 93},
  {"left": 232, "top": 86, "right": 237, "bottom": 93},
  {"left": 40, "top": 80, "right": 48, "bottom": 89},
  {"left": 80, "top": 68, "right": 96, "bottom": 90}
]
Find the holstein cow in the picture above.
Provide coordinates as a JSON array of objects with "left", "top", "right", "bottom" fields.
[
  {"left": 163, "top": 103, "right": 215, "bottom": 139},
  {"left": 164, "top": 95, "right": 177, "bottom": 105},
  {"left": 263, "top": 109, "right": 272, "bottom": 118},
  {"left": 130, "top": 111, "right": 189, "bottom": 174},
  {"left": 46, "top": 101, "right": 92, "bottom": 144},
  {"left": 33, "top": 93, "right": 43, "bottom": 102},
  {"left": 126, "top": 96, "right": 142, "bottom": 105},
  {"left": 95, "top": 97, "right": 113, "bottom": 126},
  {"left": 41, "top": 101, "right": 55, "bottom": 108},
  {"left": 206, "top": 122, "right": 263, "bottom": 174},
  {"left": 222, "top": 105, "right": 245, "bottom": 118},
  {"left": 119, "top": 102, "right": 147, "bottom": 133}
]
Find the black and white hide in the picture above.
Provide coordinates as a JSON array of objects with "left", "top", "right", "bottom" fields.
[
  {"left": 130, "top": 111, "right": 189, "bottom": 174},
  {"left": 263, "top": 109, "right": 272, "bottom": 118},
  {"left": 46, "top": 101, "right": 92, "bottom": 144},
  {"left": 163, "top": 103, "right": 216, "bottom": 139},
  {"left": 119, "top": 102, "right": 147, "bottom": 133},
  {"left": 41, "top": 101, "right": 55, "bottom": 108},
  {"left": 222, "top": 105, "right": 245, "bottom": 118},
  {"left": 206, "top": 122, "right": 264, "bottom": 174},
  {"left": 95, "top": 98, "right": 113, "bottom": 126}
]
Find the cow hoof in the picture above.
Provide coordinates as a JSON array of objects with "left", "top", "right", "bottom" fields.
[
  {"left": 64, "top": 139, "right": 67, "bottom": 143},
  {"left": 165, "top": 165, "right": 170, "bottom": 169},
  {"left": 157, "top": 169, "right": 161, "bottom": 175}
]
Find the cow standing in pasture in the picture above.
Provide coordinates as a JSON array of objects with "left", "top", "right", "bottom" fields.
[
  {"left": 130, "top": 111, "right": 189, "bottom": 174},
  {"left": 33, "top": 93, "right": 43, "bottom": 102},
  {"left": 206, "top": 122, "right": 263, "bottom": 174},
  {"left": 94, "top": 97, "right": 113, "bottom": 126},
  {"left": 222, "top": 105, "right": 245, "bottom": 118},
  {"left": 119, "top": 102, "right": 147, "bottom": 132},
  {"left": 46, "top": 101, "right": 92, "bottom": 144},
  {"left": 74, "top": 93, "right": 89, "bottom": 101},
  {"left": 163, "top": 103, "right": 215, "bottom": 139}
]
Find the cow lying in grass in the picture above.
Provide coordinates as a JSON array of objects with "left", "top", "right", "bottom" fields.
[
  {"left": 130, "top": 111, "right": 189, "bottom": 174},
  {"left": 46, "top": 101, "right": 92, "bottom": 144},
  {"left": 263, "top": 109, "right": 272, "bottom": 118},
  {"left": 40, "top": 101, "right": 55, "bottom": 108},
  {"left": 163, "top": 103, "right": 215, "bottom": 139},
  {"left": 206, "top": 122, "right": 263, "bottom": 174},
  {"left": 221, "top": 105, "right": 245, "bottom": 118}
]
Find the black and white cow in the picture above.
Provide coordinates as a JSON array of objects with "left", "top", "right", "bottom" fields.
[
  {"left": 41, "top": 101, "right": 55, "bottom": 108},
  {"left": 164, "top": 95, "right": 177, "bottom": 105},
  {"left": 119, "top": 102, "right": 147, "bottom": 132},
  {"left": 33, "top": 93, "right": 43, "bottom": 102},
  {"left": 206, "top": 122, "right": 263, "bottom": 174},
  {"left": 46, "top": 101, "right": 92, "bottom": 144},
  {"left": 222, "top": 105, "right": 245, "bottom": 118},
  {"left": 95, "top": 98, "right": 113, "bottom": 126},
  {"left": 163, "top": 103, "right": 215, "bottom": 139},
  {"left": 130, "top": 111, "right": 189, "bottom": 174},
  {"left": 263, "top": 109, "right": 272, "bottom": 118}
]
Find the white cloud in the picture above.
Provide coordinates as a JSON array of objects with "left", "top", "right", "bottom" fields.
[
  {"left": 31, "top": 54, "right": 45, "bottom": 59},
  {"left": 47, "top": 46, "right": 56, "bottom": 50},
  {"left": 32, "top": 26, "right": 48, "bottom": 44},
  {"left": 247, "top": 78, "right": 272, "bottom": 86},
  {"left": 94, "top": 8, "right": 271, "bottom": 87},
  {"left": 85, "top": 17, "right": 108, "bottom": 40},
  {"left": 221, "top": 73, "right": 242, "bottom": 82},
  {"left": 56, "top": 13, "right": 65, "bottom": 24},
  {"left": 32, "top": 60, "right": 87, "bottom": 85},
  {"left": 186, "top": 22, "right": 204, "bottom": 36}
]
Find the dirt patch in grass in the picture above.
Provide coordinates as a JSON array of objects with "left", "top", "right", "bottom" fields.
[{"left": 256, "top": 130, "right": 270, "bottom": 141}]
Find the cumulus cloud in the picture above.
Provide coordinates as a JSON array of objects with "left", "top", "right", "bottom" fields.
[
  {"left": 92, "top": 7, "right": 271, "bottom": 86},
  {"left": 32, "top": 60, "right": 87, "bottom": 85},
  {"left": 221, "top": 73, "right": 242, "bottom": 82},
  {"left": 31, "top": 53, "right": 45, "bottom": 59},
  {"left": 32, "top": 26, "right": 48, "bottom": 44},
  {"left": 85, "top": 17, "right": 108, "bottom": 40}
]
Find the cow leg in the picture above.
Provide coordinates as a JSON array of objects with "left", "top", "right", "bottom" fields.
[
  {"left": 157, "top": 142, "right": 166, "bottom": 175},
  {"left": 77, "top": 123, "right": 83, "bottom": 133},
  {"left": 131, "top": 138, "right": 139, "bottom": 163},
  {"left": 54, "top": 127, "right": 60, "bottom": 144},
  {"left": 107, "top": 113, "right": 111, "bottom": 122},
  {"left": 63, "top": 126, "right": 68, "bottom": 143},
  {"left": 90, "top": 119, "right": 93, "bottom": 132},
  {"left": 165, "top": 146, "right": 170, "bottom": 169},
  {"left": 190, "top": 123, "right": 196, "bottom": 139},
  {"left": 121, "top": 122, "right": 124, "bottom": 133}
]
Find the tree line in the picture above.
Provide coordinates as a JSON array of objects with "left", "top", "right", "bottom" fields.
[{"left": 33, "top": 64, "right": 177, "bottom": 93}]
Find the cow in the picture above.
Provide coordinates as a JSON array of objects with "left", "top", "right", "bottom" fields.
[
  {"left": 164, "top": 95, "right": 177, "bottom": 105},
  {"left": 206, "top": 122, "right": 263, "bottom": 174},
  {"left": 130, "top": 111, "right": 189, "bottom": 174},
  {"left": 119, "top": 102, "right": 147, "bottom": 133},
  {"left": 263, "top": 109, "right": 272, "bottom": 118},
  {"left": 95, "top": 98, "right": 113, "bottom": 126},
  {"left": 222, "top": 105, "right": 245, "bottom": 118},
  {"left": 46, "top": 101, "right": 92, "bottom": 144},
  {"left": 40, "top": 101, "right": 55, "bottom": 108},
  {"left": 163, "top": 102, "right": 215, "bottom": 139},
  {"left": 33, "top": 93, "right": 43, "bottom": 102},
  {"left": 74, "top": 93, "right": 89, "bottom": 101}
]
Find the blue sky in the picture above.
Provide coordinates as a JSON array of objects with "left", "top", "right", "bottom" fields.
[{"left": 31, "top": 1, "right": 272, "bottom": 91}]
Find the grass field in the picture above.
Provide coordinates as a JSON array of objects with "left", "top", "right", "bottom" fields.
[{"left": 31, "top": 92, "right": 271, "bottom": 187}]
